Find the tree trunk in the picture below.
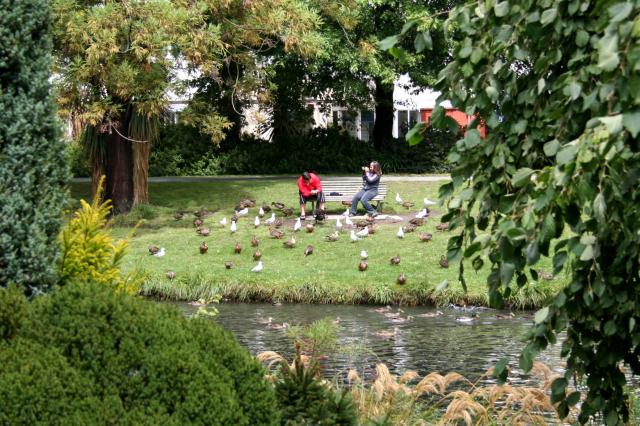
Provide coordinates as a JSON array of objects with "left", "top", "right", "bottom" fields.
[
  {"left": 132, "top": 140, "right": 149, "bottom": 206},
  {"left": 372, "top": 78, "right": 395, "bottom": 150},
  {"left": 104, "top": 116, "right": 134, "bottom": 214}
]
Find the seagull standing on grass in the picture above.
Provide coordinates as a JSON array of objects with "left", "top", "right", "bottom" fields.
[
  {"left": 360, "top": 250, "right": 368, "bottom": 260},
  {"left": 251, "top": 261, "right": 263, "bottom": 272},
  {"left": 154, "top": 248, "right": 166, "bottom": 257},
  {"left": 356, "top": 226, "right": 369, "bottom": 237},
  {"left": 237, "top": 207, "right": 249, "bottom": 216},
  {"left": 265, "top": 213, "right": 276, "bottom": 225},
  {"left": 254, "top": 216, "right": 261, "bottom": 228},
  {"left": 230, "top": 221, "right": 237, "bottom": 233},
  {"left": 350, "top": 230, "right": 360, "bottom": 242},
  {"left": 397, "top": 227, "right": 405, "bottom": 239},
  {"left": 336, "top": 218, "right": 343, "bottom": 231},
  {"left": 294, "top": 217, "right": 302, "bottom": 232},
  {"left": 415, "top": 209, "right": 428, "bottom": 219},
  {"left": 258, "top": 207, "right": 265, "bottom": 217},
  {"left": 395, "top": 193, "right": 403, "bottom": 203},
  {"left": 219, "top": 217, "right": 227, "bottom": 227},
  {"left": 424, "top": 197, "right": 436, "bottom": 206},
  {"left": 342, "top": 208, "right": 350, "bottom": 216},
  {"left": 345, "top": 216, "right": 354, "bottom": 227}
]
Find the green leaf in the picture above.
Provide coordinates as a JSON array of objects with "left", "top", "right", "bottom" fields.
[
  {"left": 540, "top": 8, "right": 557, "bottom": 26},
  {"left": 400, "top": 20, "right": 416, "bottom": 35},
  {"left": 525, "top": 242, "right": 540, "bottom": 265},
  {"left": 609, "top": 2, "right": 632, "bottom": 22},
  {"left": 622, "top": 111, "right": 640, "bottom": 137},
  {"left": 494, "top": 1, "right": 509, "bottom": 17},
  {"left": 599, "top": 115, "right": 623, "bottom": 134},
  {"left": 567, "top": 82, "right": 582, "bottom": 100},
  {"left": 579, "top": 244, "right": 594, "bottom": 261},
  {"left": 500, "top": 262, "right": 515, "bottom": 286},
  {"left": 485, "top": 85, "right": 498, "bottom": 100},
  {"left": 464, "top": 242, "right": 482, "bottom": 258},
  {"left": 414, "top": 31, "right": 432, "bottom": 53},
  {"left": 593, "top": 193, "right": 606, "bottom": 222},
  {"left": 379, "top": 35, "right": 400, "bottom": 50},
  {"left": 604, "top": 320, "right": 617, "bottom": 336},
  {"left": 405, "top": 122, "right": 425, "bottom": 145},
  {"left": 543, "top": 139, "right": 560, "bottom": 156},
  {"left": 597, "top": 33, "right": 619, "bottom": 71},
  {"left": 512, "top": 167, "right": 534, "bottom": 188},
  {"left": 556, "top": 144, "right": 578, "bottom": 165},
  {"left": 551, "top": 377, "right": 567, "bottom": 402},
  {"left": 553, "top": 251, "right": 568, "bottom": 275},
  {"left": 464, "top": 129, "right": 482, "bottom": 149},
  {"left": 576, "top": 30, "right": 589, "bottom": 47},
  {"left": 519, "top": 344, "right": 535, "bottom": 372},
  {"left": 493, "top": 358, "right": 509, "bottom": 384},
  {"left": 534, "top": 307, "right": 549, "bottom": 324},
  {"left": 566, "top": 391, "right": 581, "bottom": 406},
  {"left": 537, "top": 78, "right": 546, "bottom": 94}
]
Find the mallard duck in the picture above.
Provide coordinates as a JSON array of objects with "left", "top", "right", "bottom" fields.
[
  {"left": 370, "top": 305, "right": 391, "bottom": 313},
  {"left": 283, "top": 235, "right": 296, "bottom": 248},
  {"left": 496, "top": 312, "right": 515, "bottom": 320},
  {"left": 358, "top": 260, "right": 368, "bottom": 271},
  {"left": 416, "top": 311, "right": 444, "bottom": 318},
  {"left": 270, "top": 228, "right": 285, "bottom": 239},
  {"left": 253, "top": 250, "right": 262, "bottom": 260},
  {"left": 436, "top": 222, "right": 450, "bottom": 231},
  {"left": 325, "top": 232, "right": 339, "bottom": 242},
  {"left": 231, "top": 213, "right": 239, "bottom": 223},
  {"left": 390, "top": 315, "right": 413, "bottom": 324},
  {"left": 224, "top": 261, "right": 233, "bottom": 269},
  {"left": 538, "top": 270, "right": 554, "bottom": 281},
  {"left": 256, "top": 316, "right": 273, "bottom": 325},
  {"left": 262, "top": 204, "right": 272, "bottom": 213},
  {"left": 234, "top": 242, "right": 242, "bottom": 254},
  {"left": 397, "top": 273, "right": 407, "bottom": 285},
  {"left": 273, "top": 219, "right": 283, "bottom": 228},
  {"left": 455, "top": 314, "right": 478, "bottom": 323},
  {"left": 199, "top": 242, "right": 208, "bottom": 254},
  {"left": 419, "top": 232, "right": 433, "bottom": 242},
  {"left": 267, "top": 322, "right": 289, "bottom": 330},
  {"left": 439, "top": 255, "right": 449, "bottom": 268},
  {"left": 194, "top": 210, "right": 206, "bottom": 218},
  {"left": 174, "top": 212, "right": 184, "bottom": 221},
  {"left": 193, "top": 218, "right": 204, "bottom": 227},
  {"left": 403, "top": 224, "right": 417, "bottom": 233},
  {"left": 305, "top": 224, "right": 315, "bottom": 233},
  {"left": 282, "top": 207, "right": 294, "bottom": 217},
  {"left": 149, "top": 244, "right": 160, "bottom": 255},
  {"left": 240, "top": 198, "right": 255, "bottom": 208},
  {"left": 368, "top": 225, "right": 378, "bottom": 234},
  {"left": 271, "top": 201, "right": 286, "bottom": 210},
  {"left": 409, "top": 217, "right": 425, "bottom": 226},
  {"left": 304, "top": 244, "right": 314, "bottom": 256},
  {"left": 198, "top": 227, "right": 211, "bottom": 237},
  {"left": 390, "top": 255, "right": 401, "bottom": 266},
  {"left": 166, "top": 270, "right": 175, "bottom": 280},
  {"left": 374, "top": 329, "right": 395, "bottom": 339},
  {"left": 401, "top": 201, "right": 415, "bottom": 209},
  {"left": 251, "top": 235, "right": 260, "bottom": 247},
  {"left": 356, "top": 219, "right": 369, "bottom": 228}
]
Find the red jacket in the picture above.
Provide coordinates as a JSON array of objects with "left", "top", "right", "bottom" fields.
[{"left": 297, "top": 173, "right": 322, "bottom": 197}]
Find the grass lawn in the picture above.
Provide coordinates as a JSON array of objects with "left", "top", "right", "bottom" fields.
[{"left": 70, "top": 177, "right": 561, "bottom": 307}]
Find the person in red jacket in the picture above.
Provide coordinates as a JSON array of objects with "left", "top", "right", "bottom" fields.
[{"left": 297, "top": 171, "right": 325, "bottom": 220}]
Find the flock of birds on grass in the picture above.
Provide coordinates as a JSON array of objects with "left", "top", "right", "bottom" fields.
[{"left": 149, "top": 192, "right": 554, "bottom": 285}]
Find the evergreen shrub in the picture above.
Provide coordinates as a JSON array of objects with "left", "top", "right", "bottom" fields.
[
  {"left": 0, "top": 0, "right": 69, "bottom": 290},
  {"left": 0, "top": 283, "right": 279, "bottom": 425}
]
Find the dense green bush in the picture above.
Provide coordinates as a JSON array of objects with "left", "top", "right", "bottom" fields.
[
  {"left": 0, "top": 283, "right": 279, "bottom": 425},
  {"left": 0, "top": 0, "right": 69, "bottom": 290},
  {"left": 65, "top": 140, "right": 91, "bottom": 178}
]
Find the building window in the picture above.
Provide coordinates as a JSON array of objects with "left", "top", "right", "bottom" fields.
[
  {"left": 360, "top": 110, "right": 374, "bottom": 142},
  {"left": 397, "top": 109, "right": 421, "bottom": 137}
]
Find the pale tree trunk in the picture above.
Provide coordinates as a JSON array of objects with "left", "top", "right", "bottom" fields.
[{"left": 132, "top": 140, "right": 149, "bottom": 205}]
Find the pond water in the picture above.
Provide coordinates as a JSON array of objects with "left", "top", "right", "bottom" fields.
[{"left": 175, "top": 302, "right": 565, "bottom": 386}]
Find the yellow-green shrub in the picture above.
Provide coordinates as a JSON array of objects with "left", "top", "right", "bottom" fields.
[{"left": 58, "top": 177, "right": 140, "bottom": 293}]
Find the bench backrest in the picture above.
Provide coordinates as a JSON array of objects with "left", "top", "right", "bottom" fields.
[{"left": 321, "top": 178, "right": 387, "bottom": 201}]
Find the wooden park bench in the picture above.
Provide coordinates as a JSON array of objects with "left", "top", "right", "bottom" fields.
[{"left": 309, "top": 177, "right": 388, "bottom": 212}]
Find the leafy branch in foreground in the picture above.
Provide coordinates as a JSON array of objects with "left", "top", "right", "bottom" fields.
[{"left": 413, "top": 1, "right": 640, "bottom": 424}]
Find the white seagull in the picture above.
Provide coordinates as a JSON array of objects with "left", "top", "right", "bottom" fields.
[
  {"left": 265, "top": 213, "right": 276, "bottom": 225},
  {"left": 258, "top": 207, "right": 265, "bottom": 217},
  {"left": 345, "top": 216, "right": 354, "bottom": 227},
  {"left": 424, "top": 197, "right": 437, "bottom": 206},
  {"left": 342, "top": 208, "right": 350, "bottom": 216},
  {"left": 219, "top": 217, "right": 227, "bottom": 227},
  {"left": 396, "top": 226, "right": 404, "bottom": 239},
  {"left": 237, "top": 207, "right": 249, "bottom": 216},
  {"left": 230, "top": 221, "right": 237, "bottom": 233},
  {"left": 294, "top": 217, "right": 301, "bottom": 232},
  {"left": 336, "top": 218, "right": 343, "bottom": 231},
  {"left": 251, "top": 261, "right": 264, "bottom": 273},
  {"left": 356, "top": 226, "right": 369, "bottom": 237},
  {"left": 415, "top": 208, "right": 428, "bottom": 219},
  {"left": 350, "top": 230, "right": 360, "bottom": 242},
  {"left": 153, "top": 247, "right": 166, "bottom": 257},
  {"left": 395, "top": 193, "right": 403, "bottom": 203},
  {"left": 254, "top": 216, "right": 261, "bottom": 227},
  {"left": 360, "top": 250, "right": 368, "bottom": 260}
]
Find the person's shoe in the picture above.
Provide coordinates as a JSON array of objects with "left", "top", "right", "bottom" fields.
[
  {"left": 348, "top": 213, "right": 356, "bottom": 217},
  {"left": 370, "top": 212, "right": 378, "bottom": 218},
  {"left": 300, "top": 214, "right": 306, "bottom": 221}
]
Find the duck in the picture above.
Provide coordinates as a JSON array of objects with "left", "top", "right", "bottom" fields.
[
  {"left": 416, "top": 311, "right": 444, "bottom": 318},
  {"left": 174, "top": 212, "right": 184, "bottom": 221},
  {"left": 194, "top": 209, "right": 207, "bottom": 218},
  {"left": 455, "top": 314, "right": 479, "bottom": 323},
  {"left": 193, "top": 218, "right": 204, "bottom": 227},
  {"left": 333, "top": 317, "right": 341, "bottom": 325},
  {"left": 439, "top": 255, "right": 449, "bottom": 268},
  {"left": 262, "top": 204, "right": 271, "bottom": 213},
  {"left": 356, "top": 219, "right": 369, "bottom": 228},
  {"left": 199, "top": 242, "right": 208, "bottom": 254},
  {"left": 436, "top": 222, "right": 450, "bottom": 231},
  {"left": 283, "top": 235, "right": 296, "bottom": 248},
  {"left": 360, "top": 250, "right": 368, "bottom": 260},
  {"left": 256, "top": 316, "right": 273, "bottom": 325},
  {"left": 419, "top": 232, "right": 433, "bottom": 242},
  {"left": 239, "top": 198, "right": 255, "bottom": 208},
  {"left": 282, "top": 207, "right": 294, "bottom": 217},
  {"left": 401, "top": 201, "right": 415, "bottom": 209},
  {"left": 395, "top": 193, "right": 403, "bottom": 203},
  {"left": 414, "top": 209, "right": 428, "bottom": 219},
  {"left": 198, "top": 227, "right": 211, "bottom": 237},
  {"left": 496, "top": 312, "right": 516, "bottom": 320},
  {"left": 358, "top": 260, "right": 368, "bottom": 271},
  {"left": 424, "top": 197, "right": 437, "bottom": 206},
  {"left": 234, "top": 242, "right": 242, "bottom": 254},
  {"left": 409, "top": 217, "right": 425, "bottom": 226},
  {"left": 350, "top": 230, "right": 360, "bottom": 242},
  {"left": 270, "top": 228, "right": 285, "bottom": 239},
  {"left": 251, "top": 235, "right": 260, "bottom": 247},
  {"left": 305, "top": 223, "right": 315, "bottom": 233},
  {"left": 258, "top": 207, "right": 265, "bottom": 217},
  {"left": 251, "top": 261, "right": 264, "bottom": 272},
  {"left": 397, "top": 273, "right": 407, "bottom": 285},
  {"left": 271, "top": 201, "right": 286, "bottom": 210},
  {"left": 254, "top": 216, "right": 261, "bottom": 228},
  {"left": 390, "top": 255, "right": 401, "bottom": 266},
  {"left": 538, "top": 270, "right": 554, "bottom": 281},
  {"left": 390, "top": 315, "right": 413, "bottom": 324},
  {"left": 389, "top": 215, "right": 404, "bottom": 222},
  {"left": 356, "top": 226, "right": 369, "bottom": 237},
  {"left": 293, "top": 217, "right": 301, "bottom": 232},
  {"left": 153, "top": 247, "right": 166, "bottom": 257},
  {"left": 396, "top": 227, "right": 404, "bottom": 239},
  {"left": 265, "top": 213, "right": 276, "bottom": 225},
  {"left": 374, "top": 329, "right": 395, "bottom": 339},
  {"left": 149, "top": 244, "right": 160, "bottom": 255},
  {"left": 236, "top": 207, "right": 249, "bottom": 216},
  {"left": 267, "top": 322, "right": 289, "bottom": 330},
  {"left": 304, "top": 244, "right": 314, "bottom": 257},
  {"left": 403, "top": 223, "right": 417, "bottom": 233},
  {"left": 273, "top": 219, "right": 284, "bottom": 229},
  {"left": 219, "top": 217, "right": 227, "bottom": 227},
  {"left": 231, "top": 212, "right": 239, "bottom": 223},
  {"left": 230, "top": 221, "right": 237, "bottom": 233},
  {"left": 166, "top": 270, "right": 175, "bottom": 280},
  {"left": 224, "top": 261, "right": 234, "bottom": 269},
  {"left": 370, "top": 305, "right": 391, "bottom": 313},
  {"left": 325, "top": 232, "right": 339, "bottom": 242},
  {"left": 253, "top": 250, "right": 262, "bottom": 260}
]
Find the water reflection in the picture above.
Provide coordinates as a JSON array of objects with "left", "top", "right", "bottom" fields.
[{"left": 174, "top": 302, "right": 567, "bottom": 386}]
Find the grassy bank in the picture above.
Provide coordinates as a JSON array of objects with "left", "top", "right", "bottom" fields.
[{"left": 71, "top": 177, "right": 562, "bottom": 308}]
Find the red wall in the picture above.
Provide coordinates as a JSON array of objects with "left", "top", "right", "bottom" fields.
[{"left": 420, "top": 109, "right": 486, "bottom": 137}]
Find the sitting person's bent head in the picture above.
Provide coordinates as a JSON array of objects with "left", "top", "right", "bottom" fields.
[{"left": 301, "top": 171, "right": 311, "bottom": 182}]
